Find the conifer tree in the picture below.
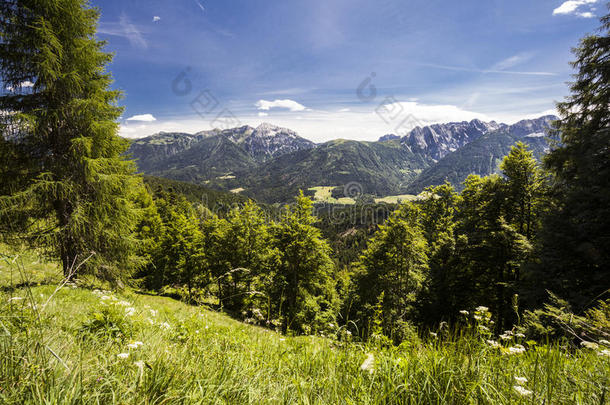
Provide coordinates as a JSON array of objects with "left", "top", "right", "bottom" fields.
[
  {"left": 537, "top": 10, "right": 610, "bottom": 309},
  {"left": 0, "top": 0, "right": 145, "bottom": 280}
]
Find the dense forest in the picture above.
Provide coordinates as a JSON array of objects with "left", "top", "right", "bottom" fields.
[{"left": 0, "top": 0, "right": 608, "bottom": 347}]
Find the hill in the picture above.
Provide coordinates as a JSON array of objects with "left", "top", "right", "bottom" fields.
[
  {"left": 126, "top": 116, "right": 556, "bottom": 202},
  {"left": 1, "top": 250, "right": 609, "bottom": 403}
]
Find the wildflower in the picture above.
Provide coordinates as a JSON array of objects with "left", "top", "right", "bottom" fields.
[
  {"left": 475, "top": 306, "right": 488, "bottom": 312},
  {"left": 160, "top": 322, "right": 171, "bottom": 330},
  {"left": 478, "top": 325, "right": 489, "bottom": 331},
  {"left": 513, "top": 385, "right": 532, "bottom": 397},
  {"left": 430, "top": 332, "right": 438, "bottom": 338},
  {"left": 514, "top": 376, "right": 528, "bottom": 385},
  {"left": 149, "top": 309, "right": 158, "bottom": 317},
  {"left": 360, "top": 353, "right": 375, "bottom": 374},
  {"left": 515, "top": 332, "right": 525, "bottom": 338},
  {"left": 100, "top": 295, "right": 112, "bottom": 301},
  {"left": 486, "top": 340, "right": 500, "bottom": 348},
  {"left": 147, "top": 318, "right": 155, "bottom": 325},
  {"left": 459, "top": 310, "right": 469, "bottom": 316},
  {"left": 117, "top": 300, "right": 131, "bottom": 307},
  {"left": 580, "top": 341, "right": 599, "bottom": 350},
  {"left": 598, "top": 349, "right": 610, "bottom": 358},
  {"left": 474, "top": 315, "right": 482, "bottom": 321},
  {"left": 8, "top": 297, "right": 24, "bottom": 302},
  {"left": 117, "top": 352, "right": 129, "bottom": 359},
  {"left": 503, "top": 330, "right": 513, "bottom": 336},
  {"left": 134, "top": 360, "right": 145, "bottom": 370},
  {"left": 125, "top": 307, "right": 136, "bottom": 316},
  {"left": 127, "top": 341, "right": 143, "bottom": 349},
  {"left": 598, "top": 339, "right": 609, "bottom": 346},
  {"left": 279, "top": 338, "right": 286, "bottom": 342},
  {"left": 508, "top": 345, "right": 526, "bottom": 355},
  {"left": 500, "top": 334, "right": 512, "bottom": 341}
]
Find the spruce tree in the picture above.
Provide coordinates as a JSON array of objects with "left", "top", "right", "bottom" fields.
[
  {"left": 0, "top": 0, "right": 145, "bottom": 280},
  {"left": 537, "top": 11, "right": 609, "bottom": 309}
]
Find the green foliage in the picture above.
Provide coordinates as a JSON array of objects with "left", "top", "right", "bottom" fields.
[
  {"left": 270, "top": 192, "right": 340, "bottom": 334},
  {"left": 521, "top": 293, "right": 610, "bottom": 344},
  {"left": 356, "top": 202, "right": 428, "bottom": 341},
  {"left": 0, "top": 0, "right": 147, "bottom": 282},
  {"left": 537, "top": 10, "right": 610, "bottom": 310}
]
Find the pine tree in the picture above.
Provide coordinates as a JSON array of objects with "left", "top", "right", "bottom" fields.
[
  {"left": 0, "top": 0, "right": 146, "bottom": 280},
  {"left": 270, "top": 191, "right": 339, "bottom": 334},
  {"left": 538, "top": 11, "right": 610, "bottom": 309}
]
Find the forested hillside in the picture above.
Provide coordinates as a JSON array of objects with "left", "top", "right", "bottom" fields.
[{"left": 0, "top": 0, "right": 608, "bottom": 403}]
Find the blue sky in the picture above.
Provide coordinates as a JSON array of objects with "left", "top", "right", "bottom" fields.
[{"left": 92, "top": 0, "right": 605, "bottom": 142}]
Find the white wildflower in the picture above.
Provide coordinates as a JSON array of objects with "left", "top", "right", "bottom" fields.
[
  {"left": 474, "top": 315, "right": 482, "bottom": 321},
  {"left": 117, "top": 352, "right": 129, "bottom": 359},
  {"left": 134, "top": 360, "right": 145, "bottom": 370},
  {"left": 100, "top": 295, "right": 112, "bottom": 301},
  {"left": 598, "top": 339, "right": 609, "bottom": 346},
  {"left": 580, "top": 341, "right": 599, "bottom": 350},
  {"left": 515, "top": 333, "right": 525, "bottom": 338},
  {"left": 500, "top": 334, "right": 512, "bottom": 341},
  {"left": 279, "top": 338, "right": 286, "bottom": 342},
  {"left": 508, "top": 345, "right": 526, "bottom": 355},
  {"left": 514, "top": 376, "right": 528, "bottom": 385},
  {"left": 360, "top": 353, "right": 375, "bottom": 374},
  {"left": 430, "top": 332, "right": 438, "bottom": 338},
  {"left": 479, "top": 325, "right": 489, "bottom": 331},
  {"left": 125, "top": 307, "right": 136, "bottom": 316},
  {"left": 459, "top": 310, "right": 469, "bottom": 316},
  {"left": 8, "top": 297, "right": 24, "bottom": 302},
  {"left": 598, "top": 348, "right": 610, "bottom": 357},
  {"left": 160, "top": 322, "right": 171, "bottom": 330},
  {"left": 117, "top": 300, "right": 131, "bottom": 307},
  {"left": 513, "top": 385, "right": 532, "bottom": 396},
  {"left": 486, "top": 340, "right": 500, "bottom": 348},
  {"left": 475, "top": 306, "right": 489, "bottom": 312},
  {"left": 149, "top": 309, "right": 158, "bottom": 317},
  {"left": 127, "top": 341, "right": 143, "bottom": 349}
]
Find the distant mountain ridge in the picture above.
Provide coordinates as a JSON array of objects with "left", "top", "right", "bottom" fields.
[{"left": 127, "top": 116, "right": 557, "bottom": 202}]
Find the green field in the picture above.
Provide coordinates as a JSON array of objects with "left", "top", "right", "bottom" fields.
[{"left": 1, "top": 249, "right": 609, "bottom": 404}]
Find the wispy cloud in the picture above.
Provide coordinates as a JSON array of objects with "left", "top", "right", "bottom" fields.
[
  {"left": 126, "top": 113, "right": 156, "bottom": 122},
  {"left": 153, "top": 16, "right": 161, "bottom": 22},
  {"left": 98, "top": 14, "right": 147, "bottom": 49},
  {"left": 194, "top": 0, "right": 205, "bottom": 12},
  {"left": 256, "top": 99, "right": 307, "bottom": 112},
  {"left": 419, "top": 62, "right": 557, "bottom": 77},
  {"left": 258, "top": 112, "right": 269, "bottom": 117},
  {"left": 552, "top": 0, "right": 598, "bottom": 17},
  {"left": 491, "top": 52, "right": 534, "bottom": 71}
]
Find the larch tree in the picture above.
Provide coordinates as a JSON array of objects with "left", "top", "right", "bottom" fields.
[
  {"left": 0, "top": 0, "right": 145, "bottom": 281},
  {"left": 537, "top": 10, "right": 610, "bottom": 309}
]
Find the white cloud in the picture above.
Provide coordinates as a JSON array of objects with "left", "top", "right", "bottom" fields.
[
  {"left": 153, "top": 16, "right": 161, "bottom": 22},
  {"left": 6, "top": 80, "right": 34, "bottom": 91},
  {"left": 99, "top": 14, "right": 147, "bottom": 48},
  {"left": 552, "top": 0, "right": 598, "bottom": 17},
  {"left": 491, "top": 53, "right": 534, "bottom": 71},
  {"left": 255, "top": 99, "right": 307, "bottom": 112},
  {"left": 194, "top": 0, "right": 205, "bottom": 12},
  {"left": 126, "top": 113, "right": 156, "bottom": 122},
  {"left": 258, "top": 112, "right": 269, "bottom": 117},
  {"left": 338, "top": 108, "right": 351, "bottom": 112}
]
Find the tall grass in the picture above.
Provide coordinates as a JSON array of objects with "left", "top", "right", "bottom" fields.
[{"left": 0, "top": 251, "right": 608, "bottom": 404}]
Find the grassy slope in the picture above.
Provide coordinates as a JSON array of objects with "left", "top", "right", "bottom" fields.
[{"left": 1, "top": 250, "right": 609, "bottom": 404}]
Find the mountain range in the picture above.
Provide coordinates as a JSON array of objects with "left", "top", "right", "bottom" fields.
[{"left": 127, "top": 116, "right": 556, "bottom": 203}]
